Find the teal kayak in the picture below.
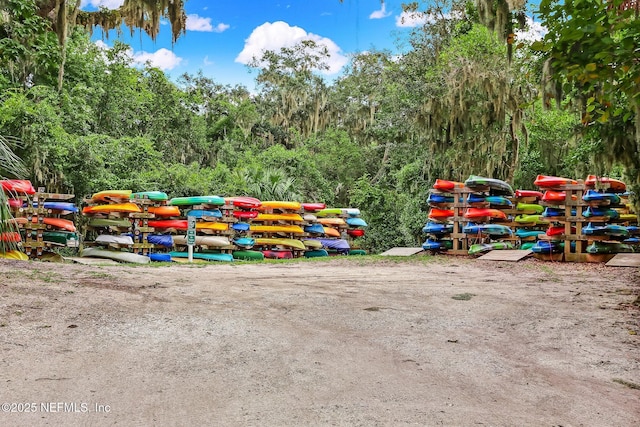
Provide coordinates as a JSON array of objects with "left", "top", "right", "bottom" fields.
[
  {"left": 304, "top": 249, "right": 329, "bottom": 258},
  {"left": 169, "top": 251, "right": 234, "bottom": 262},
  {"left": 130, "top": 191, "right": 168, "bottom": 201},
  {"left": 169, "top": 196, "right": 225, "bottom": 206}
]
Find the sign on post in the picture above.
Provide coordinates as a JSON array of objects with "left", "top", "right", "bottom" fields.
[{"left": 187, "top": 216, "right": 196, "bottom": 262}]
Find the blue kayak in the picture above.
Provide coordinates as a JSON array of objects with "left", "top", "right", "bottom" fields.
[
  {"left": 185, "top": 209, "right": 222, "bottom": 219},
  {"left": 583, "top": 207, "right": 620, "bottom": 219},
  {"left": 422, "top": 239, "right": 452, "bottom": 251},
  {"left": 582, "top": 190, "right": 621, "bottom": 205},
  {"left": 515, "top": 229, "right": 543, "bottom": 238},
  {"left": 422, "top": 221, "right": 453, "bottom": 236},
  {"left": 427, "top": 193, "right": 454, "bottom": 204},
  {"left": 583, "top": 223, "right": 629, "bottom": 237},
  {"left": 463, "top": 223, "right": 512, "bottom": 237},
  {"left": 531, "top": 240, "right": 564, "bottom": 254},
  {"left": 146, "top": 234, "right": 174, "bottom": 247},
  {"left": 485, "top": 196, "right": 513, "bottom": 208},
  {"left": 233, "top": 237, "right": 255, "bottom": 248},
  {"left": 169, "top": 251, "right": 234, "bottom": 262},
  {"left": 304, "top": 223, "right": 325, "bottom": 234},
  {"left": 149, "top": 253, "right": 172, "bottom": 262},
  {"left": 346, "top": 217, "right": 368, "bottom": 227},
  {"left": 231, "top": 222, "right": 250, "bottom": 232}
]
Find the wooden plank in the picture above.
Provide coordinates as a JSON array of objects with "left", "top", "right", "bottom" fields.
[
  {"left": 478, "top": 249, "right": 533, "bottom": 262},
  {"left": 380, "top": 247, "right": 424, "bottom": 256},
  {"left": 606, "top": 253, "right": 640, "bottom": 267}
]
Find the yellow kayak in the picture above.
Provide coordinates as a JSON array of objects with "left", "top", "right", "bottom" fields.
[
  {"left": 258, "top": 201, "right": 302, "bottom": 212},
  {"left": 323, "top": 227, "right": 341, "bottom": 237},
  {"left": 83, "top": 203, "right": 142, "bottom": 214},
  {"left": 196, "top": 222, "right": 229, "bottom": 231},
  {"left": 318, "top": 217, "right": 346, "bottom": 226},
  {"left": 0, "top": 250, "right": 28, "bottom": 261},
  {"left": 254, "top": 213, "right": 304, "bottom": 222},
  {"left": 91, "top": 190, "right": 132, "bottom": 202},
  {"left": 249, "top": 225, "right": 305, "bottom": 234},
  {"left": 254, "top": 238, "right": 306, "bottom": 250}
]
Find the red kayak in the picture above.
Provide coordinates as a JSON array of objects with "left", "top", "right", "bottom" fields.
[
  {"left": 1, "top": 179, "right": 36, "bottom": 195},
  {"left": 428, "top": 208, "right": 454, "bottom": 220},
  {"left": 546, "top": 225, "right": 575, "bottom": 236},
  {"left": 226, "top": 196, "right": 262, "bottom": 209},
  {"left": 347, "top": 229, "right": 365, "bottom": 237},
  {"left": 262, "top": 250, "right": 293, "bottom": 259},
  {"left": 433, "top": 179, "right": 464, "bottom": 191},
  {"left": 541, "top": 191, "right": 577, "bottom": 202},
  {"left": 301, "top": 202, "right": 326, "bottom": 212},
  {"left": 7, "top": 198, "right": 22, "bottom": 208},
  {"left": 1, "top": 232, "right": 21, "bottom": 242},
  {"left": 14, "top": 216, "right": 76, "bottom": 232},
  {"left": 514, "top": 190, "right": 543, "bottom": 200},
  {"left": 533, "top": 175, "right": 578, "bottom": 188},
  {"left": 585, "top": 175, "right": 626, "bottom": 192},
  {"left": 463, "top": 208, "right": 507, "bottom": 220},
  {"left": 233, "top": 210, "right": 259, "bottom": 219}
]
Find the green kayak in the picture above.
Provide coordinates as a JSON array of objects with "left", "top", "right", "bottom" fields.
[
  {"left": 26, "top": 230, "right": 79, "bottom": 247},
  {"left": 169, "top": 196, "right": 225, "bottom": 206},
  {"left": 468, "top": 241, "right": 514, "bottom": 256},
  {"left": 304, "top": 249, "right": 329, "bottom": 258},
  {"left": 130, "top": 191, "right": 169, "bottom": 201},
  {"left": 516, "top": 202, "right": 544, "bottom": 214},
  {"left": 233, "top": 250, "right": 265, "bottom": 261},
  {"left": 88, "top": 218, "right": 132, "bottom": 228},
  {"left": 348, "top": 249, "right": 367, "bottom": 256}
]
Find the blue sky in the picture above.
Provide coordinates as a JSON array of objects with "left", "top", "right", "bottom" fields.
[
  {"left": 81, "top": 0, "right": 427, "bottom": 89},
  {"left": 81, "top": 1, "right": 544, "bottom": 90}
]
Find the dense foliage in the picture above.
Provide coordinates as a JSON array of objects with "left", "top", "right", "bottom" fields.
[{"left": 0, "top": 0, "right": 634, "bottom": 253}]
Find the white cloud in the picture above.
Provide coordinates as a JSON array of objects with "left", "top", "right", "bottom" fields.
[
  {"left": 80, "top": 0, "right": 124, "bottom": 9},
  {"left": 370, "top": 3, "right": 391, "bottom": 19},
  {"left": 515, "top": 16, "right": 547, "bottom": 42},
  {"left": 235, "top": 21, "right": 348, "bottom": 75},
  {"left": 186, "top": 14, "right": 212, "bottom": 32},
  {"left": 132, "top": 48, "right": 183, "bottom": 70},
  {"left": 213, "top": 23, "right": 231, "bottom": 33}
]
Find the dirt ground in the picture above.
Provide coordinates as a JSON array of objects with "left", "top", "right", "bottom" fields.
[{"left": 0, "top": 255, "right": 638, "bottom": 426}]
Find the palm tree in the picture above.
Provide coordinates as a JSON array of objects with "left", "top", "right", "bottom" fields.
[{"left": 0, "top": 134, "right": 28, "bottom": 254}]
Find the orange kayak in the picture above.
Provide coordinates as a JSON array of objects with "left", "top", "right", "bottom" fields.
[
  {"left": 433, "top": 179, "right": 464, "bottom": 191},
  {"left": 463, "top": 208, "right": 507, "bottom": 220},
  {"left": 258, "top": 201, "right": 302, "bottom": 212},
  {"left": 541, "top": 191, "right": 577, "bottom": 202},
  {"left": 533, "top": 175, "right": 578, "bottom": 188},
  {"left": 148, "top": 206, "right": 181, "bottom": 217},
  {"left": 317, "top": 217, "right": 346, "bottom": 226},
  {"left": 12, "top": 217, "right": 76, "bottom": 232},
  {"left": 585, "top": 175, "right": 626, "bottom": 192},
  {"left": 428, "top": 208, "right": 454, "bottom": 220},
  {"left": 323, "top": 227, "right": 341, "bottom": 237}
]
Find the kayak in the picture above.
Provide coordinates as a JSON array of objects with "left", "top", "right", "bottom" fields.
[
  {"left": 130, "top": 191, "right": 168, "bottom": 201},
  {"left": 323, "top": 227, "right": 341, "bottom": 237},
  {"left": 231, "top": 222, "right": 250, "bottom": 232},
  {"left": 146, "top": 234, "right": 174, "bottom": 247},
  {"left": 232, "top": 250, "right": 265, "bottom": 261},
  {"left": 315, "top": 208, "right": 343, "bottom": 217},
  {"left": 531, "top": 240, "right": 564, "bottom": 254},
  {"left": 253, "top": 238, "right": 306, "bottom": 250},
  {"left": 582, "top": 190, "right": 621, "bottom": 205},
  {"left": 301, "top": 239, "right": 323, "bottom": 249},
  {"left": 514, "top": 214, "right": 549, "bottom": 225},
  {"left": 463, "top": 223, "right": 512, "bottom": 237},
  {"left": 317, "top": 238, "right": 350, "bottom": 254},
  {"left": 0, "top": 250, "right": 29, "bottom": 260},
  {"left": 422, "top": 239, "right": 452, "bottom": 251},
  {"left": 586, "top": 241, "right": 634, "bottom": 254},
  {"left": 585, "top": 175, "right": 626, "bottom": 193},
  {"left": 81, "top": 247, "right": 150, "bottom": 264},
  {"left": 546, "top": 225, "right": 575, "bottom": 236},
  {"left": 1, "top": 179, "right": 36, "bottom": 195},
  {"left": 148, "top": 206, "right": 181, "bottom": 217},
  {"left": 169, "top": 251, "right": 234, "bottom": 262},
  {"left": 303, "top": 213, "right": 318, "bottom": 222},
  {"left": 583, "top": 207, "right": 620, "bottom": 219},
  {"left": 232, "top": 237, "right": 255, "bottom": 249},
  {"left": 514, "top": 190, "right": 543, "bottom": 200},
  {"left": 169, "top": 196, "right": 225, "bottom": 206},
  {"left": 254, "top": 213, "right": 304, "bottom": 222},
  {"left": 262, "top": 250, "right": 294, "bottom": 259},
  {"left": 233, "top": 210, "right": 259, "bottom": 219},
  {"left": 173, "top": 235, "right": 230, "bottom": 247},
  {"left": 249, "top": 225, "right": 305, "bottom": 234},
  {"left": 83, "top": 203, "right": 142, "bottom": 214},
  {"left": 468, "top": 241, "right": 514, "bottom": 256},
  {"left": 433, "top": 179, "right": 465, "bottom": 191},
  {"left": 541, "top": 191, "right": 576, "bottom": 202},
  {"left": 463, "top": 208, "right": 507, "bottom": 220},
  {"left": 91, "top": 190, "right": 132, "bottom": 202},
  {"left": 428, "top": 208, "right": 454, "bottom": 220},
  {"left": 226, "top": 196, "right": 262, "bottom": 209},
  {"left": 516, "top": 202, "right": 544, "bottom": 214},
  {"left": 88, "top": 218, "right": 131, "bottom": 228},
  {"left": 1, "top": 232, "right": 21, "bottom": 242},
  {"left": 533, "top": 175, "right": 578, "bottom": 188},
  {"left": 346, "top": 229, "right": 365, "bottom": 237},
  {"left": 427, "top": 193, "right": 454, "bottom": 204},
  {"left": 304, "top": 249, "right": 329, "bottom": 258},
  {"left": 95, "top": 234, "right": 134, "bottom": 245},
  {"left": 185, "top": 209, "right": 222, "bottom": 219},
  {"left": 149, "top": 253, "right": 172, "bottom": 262},
  {"left": 258, "top": 201, "right": 302, "bottom": 212},
  {"left": 318, "top": 217, "right": 346, "bottom": 226},
  {"left": 422, "top": 221, "right": 453, "bottom": 236},
  {"left": 147, "top": 220, "right": 228, "bottom": 231},
  {"left": 25, "top": 230, "right": 79, "bottom": 247},
  {"left": 485, "top": 196, "right": 513, "bottom": 208},
  {"left": 304, "top": 223, "right": 325, "bottom": 234},
  {"left": 301, "top": 202, "right": 326, "bottom": 212},
  {"left": 348, "top": 249, "right": 368, "bottom": 256},
  {"left": 583, "top": 223, "right": 629, "bottom": 237},
  {"left": 542, "top": 207, "right": 572, "bottom": 218},
  {"left": 464, "top": 175, "right": 514, "bottom": 196},
  {"left": 515, "top": 229, "right": 543, "bottom": 238}
]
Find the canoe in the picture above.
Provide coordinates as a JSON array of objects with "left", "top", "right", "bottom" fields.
[
  {"left": 81, "top": 247, "right": 150, "bottom": 264},
  {"left": 262, "top": 250, "right": 293, "bottom": 259},
  {"left": 258, "top": 201, "right": 302, "bottom": 212},
  {"left": 1, "top": 179, "right": 36, "bottom": 195},
  {"left": 315, "top": 208, "right": 343, "bottom": 217},
  {"left": 463, "top": 223, "right": 512, "bottom": 237},
  {"left": 347, "top": 229, "right": 366, "bottom": 237},
  {"left": 422, "top": 222, "right": 453, "bottom": 236},
  {"left": 541, "top": 191, "right": 577, "bottom": 202},
  {"left": 301, "top": 202, "right": 326, "bottom": 212},
  {"left": 515, "top": 229, "right": 543, "bottom": 238},
  {"left": 323, "top": 227, "right": 341, "bottom": 238},
  {"left": 485, "top": 196, "right": 513, "bottom": 207},
  {"left": 422, "top": 239, "right": 452, "bottom": 251},
  {"left": 583, "top": 223, "right": 629, "bottom": 237},
  {"left": 185, "top": 209, "right": 222, "bottom": 219},
  {"left": 514, "top": 214, "right": 549, "bottom": 225},
  {"left": 130, "top": 191, "right": 168, "bottom": 201},
  {"left": 585, "top": 175, "right": 626, "bottom": 193},
  {"left": 232, "top": 237, "right": 255, "bottom": 248},
  {"left": 427, "top": 193, "right": 454, "bottom": 205},
  {"left": 146, "top": 234, "right": 173, "bottom": 247},
  {"left": 0, "top": 250, "right": 28, "bottom": 260},
  {"left": 582, "top": 190, "right": 621, "bottom": 205},
  {"left": 463, "top": 208, "right": 507, "bottom": 220},
  {"left": 514, "top": 190, "right": 543, "bottom": 200},
  {"left": 533, "top": 175, "right": 578, "bottom": 188},
  {"left": 586, "top": 241, "right": 634, "bottom": 254},
  {"left": 88, "top": 218, "right": 131, "bottom": 228},
  {"left": 583, "top": 207, "right": 620, "bottom": 219},
  {"left": 148, "top": 206, "right": 181, "bottom": 217},
  {"left": 234, "top": 210, "right": 259, "bottom": 219},
  {"left": 232, "top": 222, "right": 250, "bottom": 232},
  {"left": 468, "top": 241, "right": 514, "bottom": 255},
  {"left": 318, "top": 217, "right": 346, "bottom": 226},
  {"left": 301, "top": 239, "right": 323, "bottom": 249},
  {"left": 173, "top": 235, "right": 230, "bottom": 247},
  {"left": 232, "top": 250, "right": 265, "bottom": 261},
  {"left": 304, "top": 249, "right": 329, "bottom": 258},
  {"left": 433, "top": 179, "right": 464, "bottom": 191},
  {"left": 516, "top": 203, "right": 544, "bottom": 214},
  {"left": 253, "top": 237, "right": 306, "bottom": 250},
  {"left": 317, "top": 238, "right": 350, "bottom": 254},
  {"left": 149, "top": 253, "right": 172, "bottom": 262},
  {"left": 304, "top": 223, "right": 325, "bottom": 234},
  {"left": 169, "top": 196, "right": 225, "bottom": 206},
  {"left": 254, "top": 213, "right": 304, "bottom": 222},
  {"left": 464, "top": 175, "right": 514, "bottom": 196},
  {"left": 250, "top": 225, "right": 305, "bottom": 235},
  {"left": 226, "top": 196, "right": 262, "bottom": 209},
  {"left": 95, "top": 234, "right": 134, "bottom": 245},
  {"left": 83, "top": 203, "right": 142, "bottom": 214},
  {"left": 169, "top": 251, "right": 234, "bottom": 262},
  {"left": 91, "top": 190, "right": 132, "bottom": 202},
  {"left": 428, "top": 208, "right": 454, "bottom": 220}
]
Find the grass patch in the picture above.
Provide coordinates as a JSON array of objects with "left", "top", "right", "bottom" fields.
[
  {"left": 613, "top": 378, "right": 640, "bottom": 390},
  {"left": 452, "top": 293, "right": 475, "bottom": 301}
]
